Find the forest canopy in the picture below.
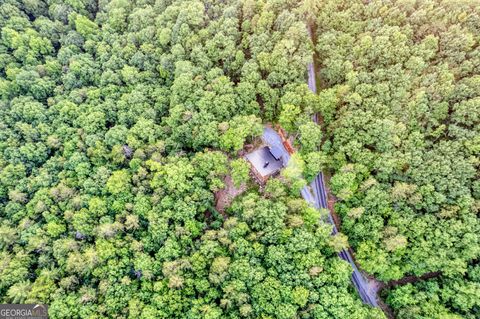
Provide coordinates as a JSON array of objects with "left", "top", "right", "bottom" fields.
[
  {"left": 1, "top": 0, "right": 479, "bottom": 318},
  {"left": 310, "top": 0, "right": 479, "bottom": 317},
  {"left": 313, "top": 0, "right": 480, "bottom": 280},
  {"left": 0, "top": 0, "right": 384, "bottom": 318}
]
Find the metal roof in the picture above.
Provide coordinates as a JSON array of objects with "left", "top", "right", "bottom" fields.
[
  {"left": 245, "top": 146, "right": 284, "bottom": 178},
  {"left": 269, "top": 146, "right": 283, "bottom": 161}
]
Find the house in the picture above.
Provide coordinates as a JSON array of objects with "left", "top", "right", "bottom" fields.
[{"left": 245, "top": 146, "right": 285, "bottom": 183}]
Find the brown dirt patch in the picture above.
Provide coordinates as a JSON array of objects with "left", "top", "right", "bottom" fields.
[
  {"left": 215, "top": 175, "right": 247, "bottom": 213},
  {"left": 323, "top": 173, "right": 342, "bottom": 229}
]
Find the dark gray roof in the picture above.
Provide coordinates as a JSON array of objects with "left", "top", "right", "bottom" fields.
[
  {"left": 245, "top": 146, "right": 284, "bottom": 178},
  {"left": 269, "top": 146, "right": 283, "bottom": 161}
]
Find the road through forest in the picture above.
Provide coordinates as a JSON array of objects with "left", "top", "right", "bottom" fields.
[
  {"left": 261, "top": 125, "right": 379, "bottom": 307},
  {"left": 306, "top": 56, "right": 380, "bottom": 306},
  {"left": 262, "top": 126, "right": 379, "bottom": 308},
  {"left": 262, "top": 24, "right": 380, "bottom": 307}
]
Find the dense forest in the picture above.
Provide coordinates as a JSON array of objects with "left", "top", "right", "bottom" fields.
[
  {"left": 0, "top": 0, "right": 479, "bottom": 318},
  {"left": 310, "top": 0, "right": 480, "bottom": 318},
  {"left": 385, "top": 263, "right": 480, "bottom": 319},
  {"left": 0, "top": 0, "right": 382, "bottom": 318}
]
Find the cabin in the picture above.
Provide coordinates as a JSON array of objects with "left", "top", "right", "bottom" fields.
[{"left": 245, "top": 146, "right": 285, "bottom": 183}]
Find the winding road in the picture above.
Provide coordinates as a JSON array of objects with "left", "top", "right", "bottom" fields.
[
  {"left": 261, "top": 61, "right": 379, "bottom": 307},
  {"left": 305, "top": 24, "right": 379, "bottom": 307},
  {"left": 312, "top": 173, "right": 379, "bottom": 307},
  {"left": 262, "top": 127, "right": 378, "bottom": 307},
  {"left": 307, "top": 61, "right": 379, "bottom": 307}
]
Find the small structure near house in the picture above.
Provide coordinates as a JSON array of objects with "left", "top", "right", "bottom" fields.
[{"left": 245, "top": 146, "right": 284, "bottom": 183}]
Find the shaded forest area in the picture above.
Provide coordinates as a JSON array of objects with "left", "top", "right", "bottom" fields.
[{"left": 310, "top": 0, "right": 479, "bottom": 318}]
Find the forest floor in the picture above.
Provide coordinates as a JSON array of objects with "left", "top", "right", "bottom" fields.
[
  {"left": 322, "top": 173, "right": 342, "bottom": 227},
  {"left": 215, "top": 175, "right": 246, "bottom": 213},
  {"left": 381, "top": 271, "right": 442, "bottom": 290}
]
